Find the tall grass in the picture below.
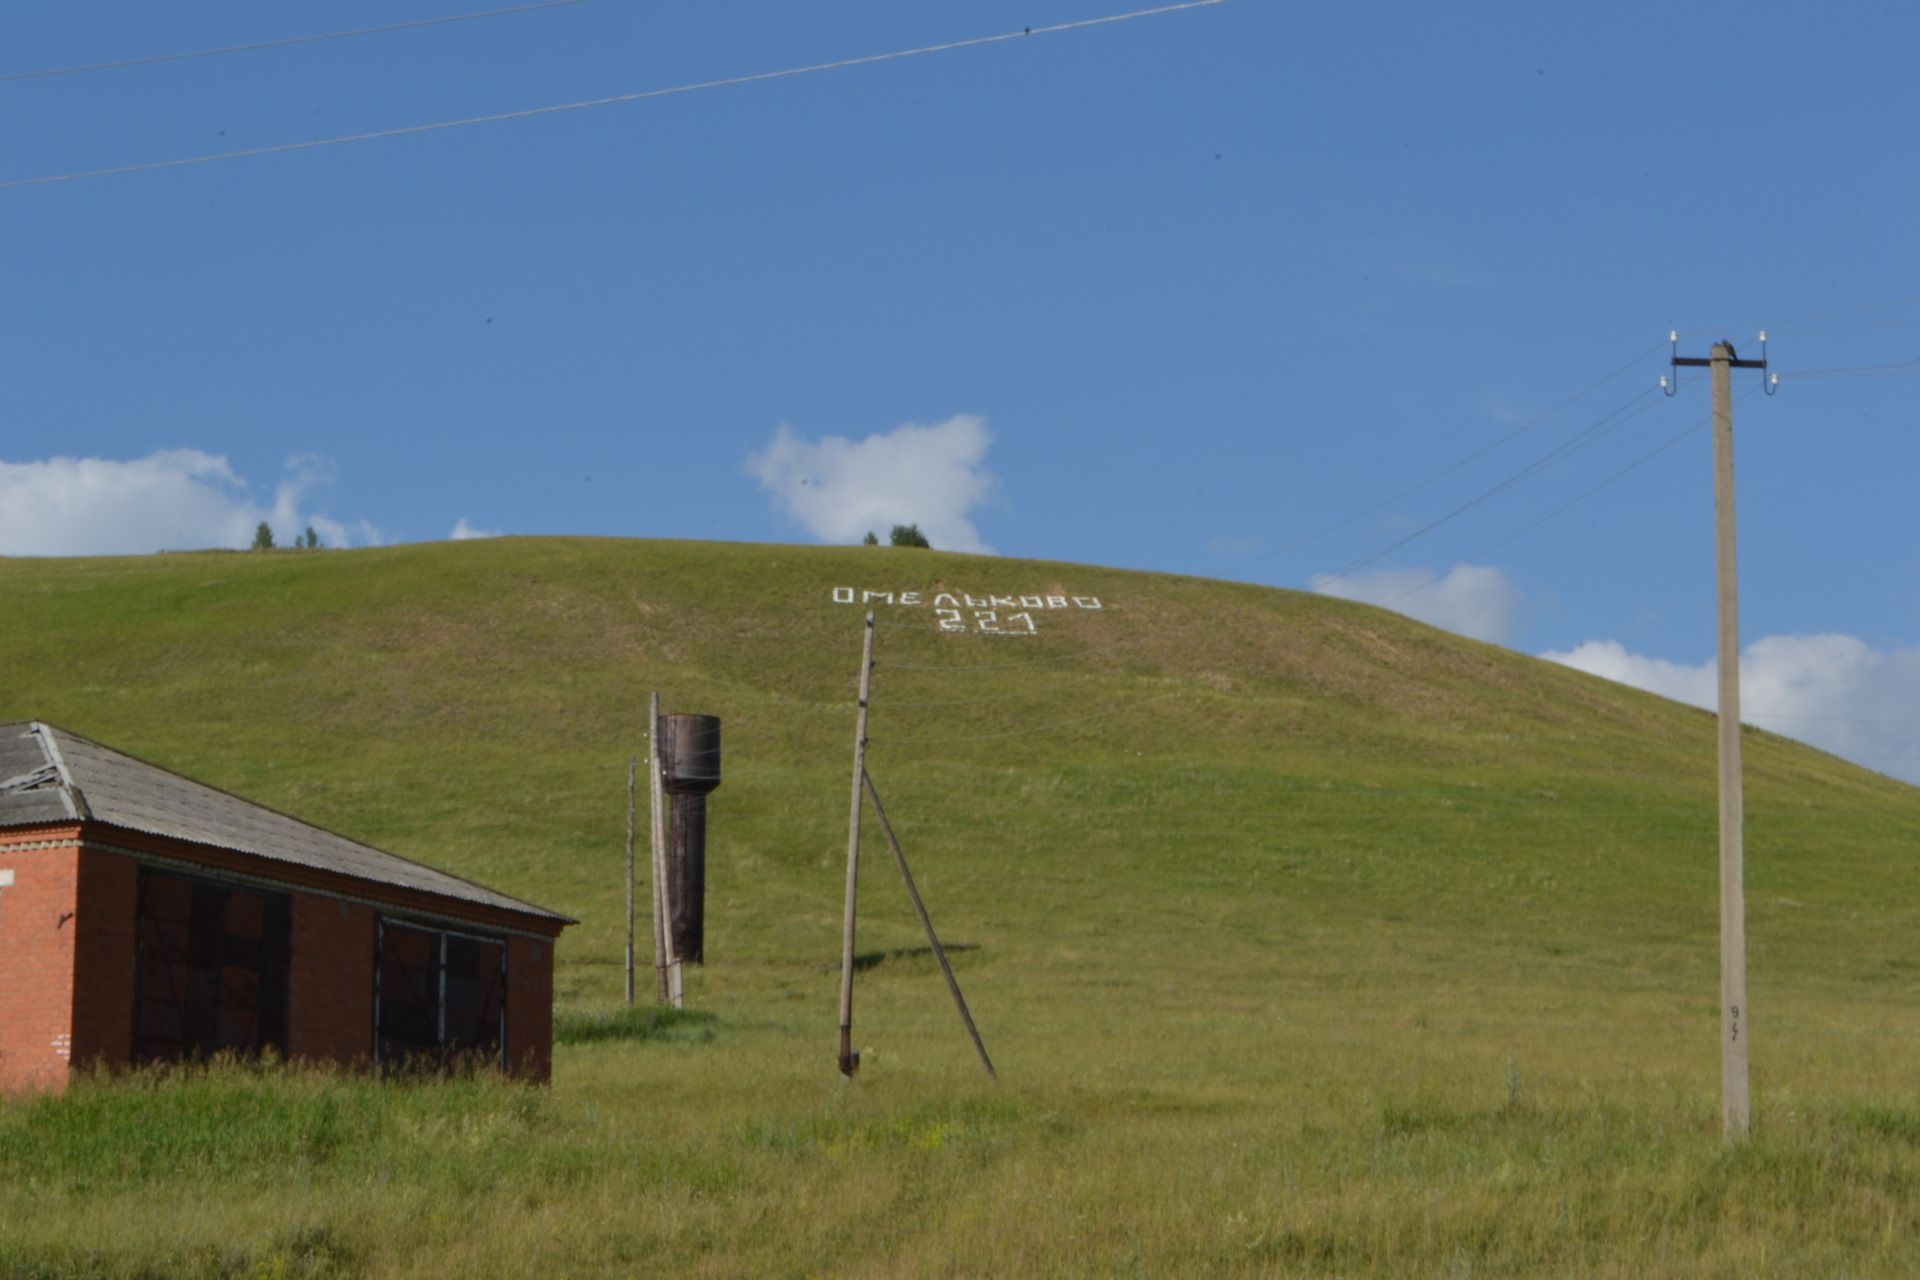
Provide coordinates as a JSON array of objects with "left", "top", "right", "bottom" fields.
[{"left": 9, "top": 1052, "right": 1920, "bottom": 1277}]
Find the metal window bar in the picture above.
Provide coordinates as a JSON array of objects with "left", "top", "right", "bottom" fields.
[{"left": 375, "top": 916, "right": 509, "bottom": 1072}]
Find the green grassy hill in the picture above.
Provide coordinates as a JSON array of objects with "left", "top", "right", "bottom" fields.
[{"left": 7, "top": 536, "right": 1920, "bottom": 1277}]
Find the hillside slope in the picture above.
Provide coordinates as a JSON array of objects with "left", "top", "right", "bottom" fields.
[
  {"left": 8, "top": 536, "right": 1920, "bottom": 1274},
  {"left": 6, "top": 533, "right": 1917, "bottom": 1037}
]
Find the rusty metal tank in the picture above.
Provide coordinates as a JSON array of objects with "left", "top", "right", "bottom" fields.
[{"left": 659, "top": 714, "right": 719, "bottom": 964}]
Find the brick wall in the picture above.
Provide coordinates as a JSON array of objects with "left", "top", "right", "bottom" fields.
[
  {"left": 0, "top": 833, "right": 82, "bottom": 1093},
  {"left": 2, "top": 823, "right": 563, "bottom": 1092},
  {"left": 69, "top": 848, "right": 138, "bottom": 1070},
  {"left": 507, "top": 934, "right": 554, "bottom": 1083},
  {"left": 289, "top": 891, "right": 375, "bottom": 1067}
]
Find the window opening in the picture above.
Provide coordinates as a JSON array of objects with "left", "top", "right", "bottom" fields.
[
  {"left": 133, "top": 868, "right": 290, "bottom": 1063},
  {"left": 375, "top": 918, "right": 506, "bottom": 1072}
]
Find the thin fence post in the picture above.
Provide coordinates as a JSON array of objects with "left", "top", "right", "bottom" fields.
[{"left": 625, "top": 754, "right": 636, "bottom": 1005}]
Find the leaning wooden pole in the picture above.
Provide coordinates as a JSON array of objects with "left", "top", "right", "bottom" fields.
[
  {"left": 837, "top": 611, "right": 876, "bottom": 1078},
  {"left": 649, "top": 692, "right": 677, "bottom": 1005},
  {"left": 863, "top": 769, "right": 997, "bottom": 1082}
]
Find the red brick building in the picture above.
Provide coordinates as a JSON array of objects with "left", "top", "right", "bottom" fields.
[{"left": 0, "top": 721, "right": 572, "bottom": 1092}]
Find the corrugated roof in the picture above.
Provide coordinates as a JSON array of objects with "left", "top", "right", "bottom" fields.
[{"left": 0, "top": 721, "right": 571, "bottom": 925}]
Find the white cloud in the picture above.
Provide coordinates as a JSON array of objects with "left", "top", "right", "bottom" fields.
[
  {"left": 1311, "top": 563, "right": 1525, "bottom": 645},
  {"left": 450, "top": 518, "right": 499, "bottom": 541},
  {"left": 1543, "top": 634, "right": 1920, "bottom": 784},
  {"left": 745, "top": 414, "right": 998, "bottom": 554},
  {"left": 0, "top": 449, "right": 375, "bottom": 556},
  {"left": 1539, "top": 639, "right": 1715, "bottom": 706}
]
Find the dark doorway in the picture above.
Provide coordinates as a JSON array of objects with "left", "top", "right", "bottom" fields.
[
  {"left": 133, "top": 869, "right": 290, "bottom": 1063},
  {"left": 375, "top": 919, "right": 506, "bottom": 1071}
]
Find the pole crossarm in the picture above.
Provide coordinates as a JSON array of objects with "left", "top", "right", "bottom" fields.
[
  {"left": 1673, "top": 356, "right": 1768, "bottom": 369},
  {"left": 1666, "top": 331, "right": 1777, "bottom": 397}
]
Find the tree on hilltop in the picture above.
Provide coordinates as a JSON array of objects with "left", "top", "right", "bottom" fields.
[{"left": 889, "top": 523, "right": 931, "bottom": 549}]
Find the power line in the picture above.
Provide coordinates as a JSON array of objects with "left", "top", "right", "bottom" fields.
[
  {"left": 1680, "top": 294, "right": 1920, "bottom": 338},
  {"left": 1381, "top": 392, "right": 1751, "bottom": 609},
  {"left": 1240, "top": 295, "right": 1920, "bottom": 598},
  {"left": 0, "top": 0, "right": 1229, "bottom": 191},
  {"left": 1313, "top": 383, "right": 1664, "bottom": 591},
  {"left": 1777, "top": 359, "right": 1920, "bottom": 378},
  {"left": 1746, "top": 713, "right": 1920, "bottom": 727},
  {"left": 1216, "top": 342, "right": 1667, "bottom": 578},
  {"left": 0, "top": 0, "right": 600, "bottom": 85},
  {"left": 1769, "top": 317, "right": 1920, "bottom": 337},
  {"left": 1030, "top": 342, "right": 1676, "bottom": 632}
]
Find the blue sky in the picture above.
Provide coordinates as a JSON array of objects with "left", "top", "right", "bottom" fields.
[{"left": 5, "top": 1, "right": 1920, "bottom": 775}]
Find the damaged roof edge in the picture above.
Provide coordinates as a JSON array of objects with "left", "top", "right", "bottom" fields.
[
  {"left": 30, "top": 721, "right": 91, "bottom": 819},
  {"left": 1, "top": 721, "right": 575, "bottom": 927}
]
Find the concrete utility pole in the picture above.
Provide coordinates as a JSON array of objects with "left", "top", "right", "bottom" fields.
[
  {"left": 837, "top": 611, "right": 876, "bottom": 1079},
  {"left": 1670, "top": 333, "right": 1772, "bottom": 1143}
]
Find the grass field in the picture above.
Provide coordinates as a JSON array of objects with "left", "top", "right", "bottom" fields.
[{"left": 5, "top": 536, "right": 1920, "bottom": 1277}]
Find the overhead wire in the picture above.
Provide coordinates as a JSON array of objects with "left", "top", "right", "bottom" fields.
[
  {"left": 1679, "top": 294, "right": 1920, "bottom": 338},
  {"left": 1745, "top": 713, "right": 1920, "bottom": 727},
  {"left": 1776, "top": 359, "right": 1920, "bottom": 379},
  {"left": 1353, "top": 294, "right": 1920, "bottom": 609},
  {"left": 1212, "top": 341, "right": 1667, "bottom": 578},
  {"left": 1312, "top": 383, "right": 1666, "bottom": 591},
  {"left": 0, "top": 0, "right": 1231, "bottom": 191},
  {"left": 1241, "top": 291, "right": 1920, "bottom": 607},
  {"left": 1769, "top": 316, "right": 1920, "bottom": 337},
  {"left": 1381, "top": 388, "right": 1757, "bottom": 608},
  {"left": 0, "top": 0, "right": 598, "bottom": 84}
]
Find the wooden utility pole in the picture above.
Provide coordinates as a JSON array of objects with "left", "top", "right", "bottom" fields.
[
  {"left": 649, "top": 692, "right": 679, "bottom": 1007},
  {"left": 862, "top": 770, "right": 997, "bottom": 1081},
  {"left": 1671, "top": 334, "right": 1770, "bottom": 1142},
  {"left": 625, "top": 754, "right": 636, "bottom": 1005},
  {"left": 837, "top": 611, "right": 876, "bottom": 1078}
]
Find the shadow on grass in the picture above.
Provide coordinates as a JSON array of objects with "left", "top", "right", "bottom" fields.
[
  {"left": 829, "top": 943, "right": 981, "bottom": 974},
  {"left": 553, "top": 1004, "right": 720, "bottom": 1047}
]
